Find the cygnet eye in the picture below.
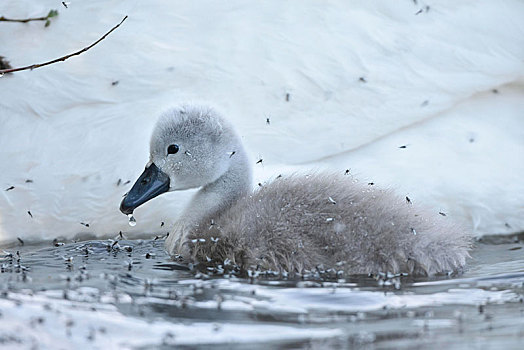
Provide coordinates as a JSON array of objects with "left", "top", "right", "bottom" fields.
[{"left": 167, "top": 144, "right": 179, "bottom": 155}]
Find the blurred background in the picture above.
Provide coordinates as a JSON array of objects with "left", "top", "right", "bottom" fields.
[{"left": 1, "top": 0, "right": 523, "bottom": 244}]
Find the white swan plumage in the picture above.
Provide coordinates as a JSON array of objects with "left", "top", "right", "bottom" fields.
[{"left": 1, "top": 1, "right": 523, "bottom": 246}]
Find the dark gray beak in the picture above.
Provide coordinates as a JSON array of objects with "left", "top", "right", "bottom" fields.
[{"left": 120, "top": 163, "right": 170, "bottom": 215}]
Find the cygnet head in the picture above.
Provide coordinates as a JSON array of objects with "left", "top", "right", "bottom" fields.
[{"left": 120, "top": 105, "right": 240, "bottom": 215}]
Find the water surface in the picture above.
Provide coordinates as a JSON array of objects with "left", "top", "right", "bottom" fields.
[{"left": 0, "top": 236, "right": 523, "bottom": 349}]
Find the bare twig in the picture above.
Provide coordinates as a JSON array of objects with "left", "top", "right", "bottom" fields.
[
  {"left": 0, "top": 16, "right": 49, "bottom": 23},
  {"left": 0, "top": 15, "right": 128, "bottom": 75},
  {"left": 0, "top": 9, "right": 59, "bottom": 26}
]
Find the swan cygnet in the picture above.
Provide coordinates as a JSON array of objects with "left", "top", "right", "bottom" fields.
[{"left": 120, "top": 105, "right": 471, "bottom": 276}]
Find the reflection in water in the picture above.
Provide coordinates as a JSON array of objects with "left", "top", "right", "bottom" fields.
[{"left": 0, "top": 237, "right": 523, "bottom": 349}]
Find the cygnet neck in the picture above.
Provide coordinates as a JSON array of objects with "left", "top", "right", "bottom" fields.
[{"left": 181, "top": 146, "right": 252, "bottom": 227}]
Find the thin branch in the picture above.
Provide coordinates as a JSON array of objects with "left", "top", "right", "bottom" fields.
[
  {"left": 0, "top": 15, "right": 128, "bottom": 75},
  {"left": 0, "top": 9, "right": 59, "bottom": 25},
  {"left": 0, "top": 16, "right": 49, "bottom": 23}
]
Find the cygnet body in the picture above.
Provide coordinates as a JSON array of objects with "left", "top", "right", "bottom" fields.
[{"left": 120, "top": 105, "right": 470, "bottom": 276}]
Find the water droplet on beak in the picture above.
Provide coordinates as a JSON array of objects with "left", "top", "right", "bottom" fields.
[{"left": 128, "top": 214, "right": 137, "bottom": 227}]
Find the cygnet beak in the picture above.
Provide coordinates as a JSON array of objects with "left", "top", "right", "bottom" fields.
[{"left": 120, "top": 163, "right": 170, "bottom": 215}]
